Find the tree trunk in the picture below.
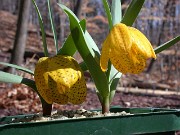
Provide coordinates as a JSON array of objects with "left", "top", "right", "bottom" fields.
[
  {"left": 74, "top": 0, "right": 83, "bottom": 19},
  {"left": 146, "top": 1, "right": 170, "bottom": 73},
  {"left": 10, "top": 0, "right": 31, "bottom": 69}
]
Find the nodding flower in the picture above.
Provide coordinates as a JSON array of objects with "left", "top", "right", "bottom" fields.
[
  {"left": 100, "top": 23, "right": 156, "bottom": 74},
  {"left": 34, "top": 55, "right": 87, "bottom": 105}
]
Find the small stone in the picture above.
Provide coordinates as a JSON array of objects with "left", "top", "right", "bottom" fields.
[
  {"left": 6, "top": 109, "right": 132, "bottom": 124},
  {"left": 68, "top": 110, "right": 75, "bottom": 118}
]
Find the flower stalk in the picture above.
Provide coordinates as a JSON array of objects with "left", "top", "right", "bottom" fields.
[
  {"left": 41, "top": 98, "right": 52, "bottom": 116},
  {"left": 102, "top": 96, "right": 110, "bottom": 114}
]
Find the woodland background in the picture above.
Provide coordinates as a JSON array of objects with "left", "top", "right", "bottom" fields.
[{"left": 0, "top": 0, "right": 180, "bottom": 118}]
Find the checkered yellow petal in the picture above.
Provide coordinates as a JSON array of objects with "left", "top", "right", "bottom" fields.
[
  {"left": 126, "top": 27, "right": 156, "bottom": 74},
  {"left": 100, "top": 39, "right": 110, "bottom": 72},
  {"left": 100, "top": 23, "right": 132, "bottom": 72},
  {"left": 35, "top": 55, "right": 87, "bottom": 105},
  {"left": 101, "top": 23, "right": 156, "bottom": 74},
  {"left": 65, "top": 57, "right": 87, "bottom": 104},
  {"left": 128, "top": 43, "right": 147, "bottom": 74},
  {"left": 48, "top": 55, "right": 80, "bottom": 94},
  {"left": 66, "top": 73, "right": 87, "bottom": 104},
  {"left": 48, "top": 75, "right": 68, "bottom": 104},
  {"left": 128, "top": 27, "right": 156, "bottom": 59},
  {"left": 109, "top": 23, "right": 132, "bottom": 51},
  {"left": 34, "top": 57, "right": 53, "bottom": 104},
  {"left": 102, "top": 23, "right": 132, "bottom": 73}
]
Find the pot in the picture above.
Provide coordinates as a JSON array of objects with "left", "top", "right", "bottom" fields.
[{"left": 0, "top": 107, "right": 180, "bottom": 135}]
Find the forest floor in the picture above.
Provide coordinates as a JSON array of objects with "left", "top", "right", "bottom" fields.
[
  {"left": 0, "top": 83, "right": 180, "bottom": 117},
  {"left": 0, "top": 10, "right": 180, "bottom": 133}
]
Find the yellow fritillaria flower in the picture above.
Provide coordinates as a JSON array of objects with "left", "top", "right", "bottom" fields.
[
  {"left": 100, "top": 23, "right": 156, "bottom": 74},
  {"left": 34, "top": 55, "right": 87, "bottom": 104}
]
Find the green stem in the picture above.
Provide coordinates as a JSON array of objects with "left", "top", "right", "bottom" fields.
[
  {"left": 97, "top": 91, "right": 103, "bottom": 105},
  {"left": 102, "top": 96, "right": 110, "bottom": 114}
]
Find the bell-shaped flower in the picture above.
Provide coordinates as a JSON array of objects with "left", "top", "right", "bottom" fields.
[
  {"left": 34, "top": 55, "right": 87, "bottom": 104},
  {"left": 100, "top": 23, "right": 156, "bottom": 74}
]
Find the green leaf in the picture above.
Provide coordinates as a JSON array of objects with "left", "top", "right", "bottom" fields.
[
  {"left": 0, "top": 62, "right": 34, "bottom": 75},
  {"left": 121, "top": 0, "right": 145, "bottom": 26},
  {"left": 106, "top": 0, "right": 123, "bottom": 78},
  {"left": 108, "top": 0, "right": 122, "bottom": 95},
  {"left": 57, "top": 19, "right": 86, "bottom": 56},
  {"left": 58, "top": 4, "right": 101, "bottom": 60},
  {"left": 0, "top": 71, "right": 37, "bottom": 91},
  {"left": 58, "top": 35, "right": 76, "bottom": 56},
  {"left": 0, "top": 71, "right": 23, "bottom": 84},
  {"left": 79, "top": 19, "right": 86, "bottom": 33},
  {"left": 0, "top": 72, "right": 46, "bottom": 105},
  {"left": 79, "top": 62, "right": 87, "bottom": 71},
  {"left": 57, "top": 3, "right": 100, "bottom": 58},
  {"left": 47, "top": 0, "right": 58, "bottom": 54},
  {"left": 72, "top": 28, "right": 109, "bottom": 97},
  {"left": 154, "top": 36, "right": 180, "bottom": 54},
  {"left": 58, "top": 4, "right": 109, "bottom": 98},
  {"left": 109, "top": 66, "right": 122, "bottom": 103},
  {"left": 84, "top": 31, "right": 101, "bottom": 61},
  {"left": 111, "top": 0, "right": 122, "bottom": 25},
  {"left": 102, "top": 0, "right": 113, "bottom": 30},
  {"left": 32, "top": 0, "right": 49, "bottom": 57}
]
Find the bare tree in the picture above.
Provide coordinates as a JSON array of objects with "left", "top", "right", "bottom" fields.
[
  {"left": 73, "top": 0, "right": 83, "bottom": 19},
  {"left": 10, "top": 0, "right": 31, "bottom": 70},
  {"left": 146, "top": 0, "right": 172, "bottom": 73}
]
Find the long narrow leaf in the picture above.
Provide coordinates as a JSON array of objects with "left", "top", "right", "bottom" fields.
[
  {"left": 57, "top": 4, "right": 101, "bottom": 59},
  {"left": 32, "top": 0, "right": 49, "bottom": 57},
  {"left": 109, "top": 0, "right": 122, "bottom": 88},
  {"left": 47, "top": 0, "right": 58, "bottom": 54},
  {"left": 58, "top": 4, "right": 109, "bottom": 97},
  {"left": 57, "top": 20, "right": 86, "bottom": 56},
  {"left": 102, "top": 0, "right": 113, "bottom": 30},
  {"left": 57, "top": 3, "right": 100, "bottom": 58},
  {"left": 109, "top": 73, "right": 121, "bottom": 103},
  {"left": 58, "top": 35, "right": 76, "bottom": 56},
  {"left": 0, "top": 71, "right": 23, "bottom": 84},
  {"left": 109, "top": 0, "right": 122, "bottom": 77},
  {"left": 0, "top": 71, "right": 37, "bottom": 91},
  {"left": 71, "top": 28, "right": 109, "bottom": 97},
  {"left": 111, "top": 0, "right": 122, "bottom": 25},
  {"left": 84, "top": 31, "right": 101, "bottom": 61},
  {"left": 154, "top": 36, "right": 180, "bottom": 54},
  {"left": 0, "top": 62, "right": 34, "bottom": 75},
  {"left": 121, "top": 0, "right": 145, "bottom": 26},
  {"left": 109, "top": 65, "right": 122, "bottom": 102},
  {"left": 79, "top": 62, "right": 87, "bottom": 71}
]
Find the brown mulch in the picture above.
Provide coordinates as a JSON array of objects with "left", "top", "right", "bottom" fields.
[{"left": 1, "top": 84, "right": 180, "bottom": 134}]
